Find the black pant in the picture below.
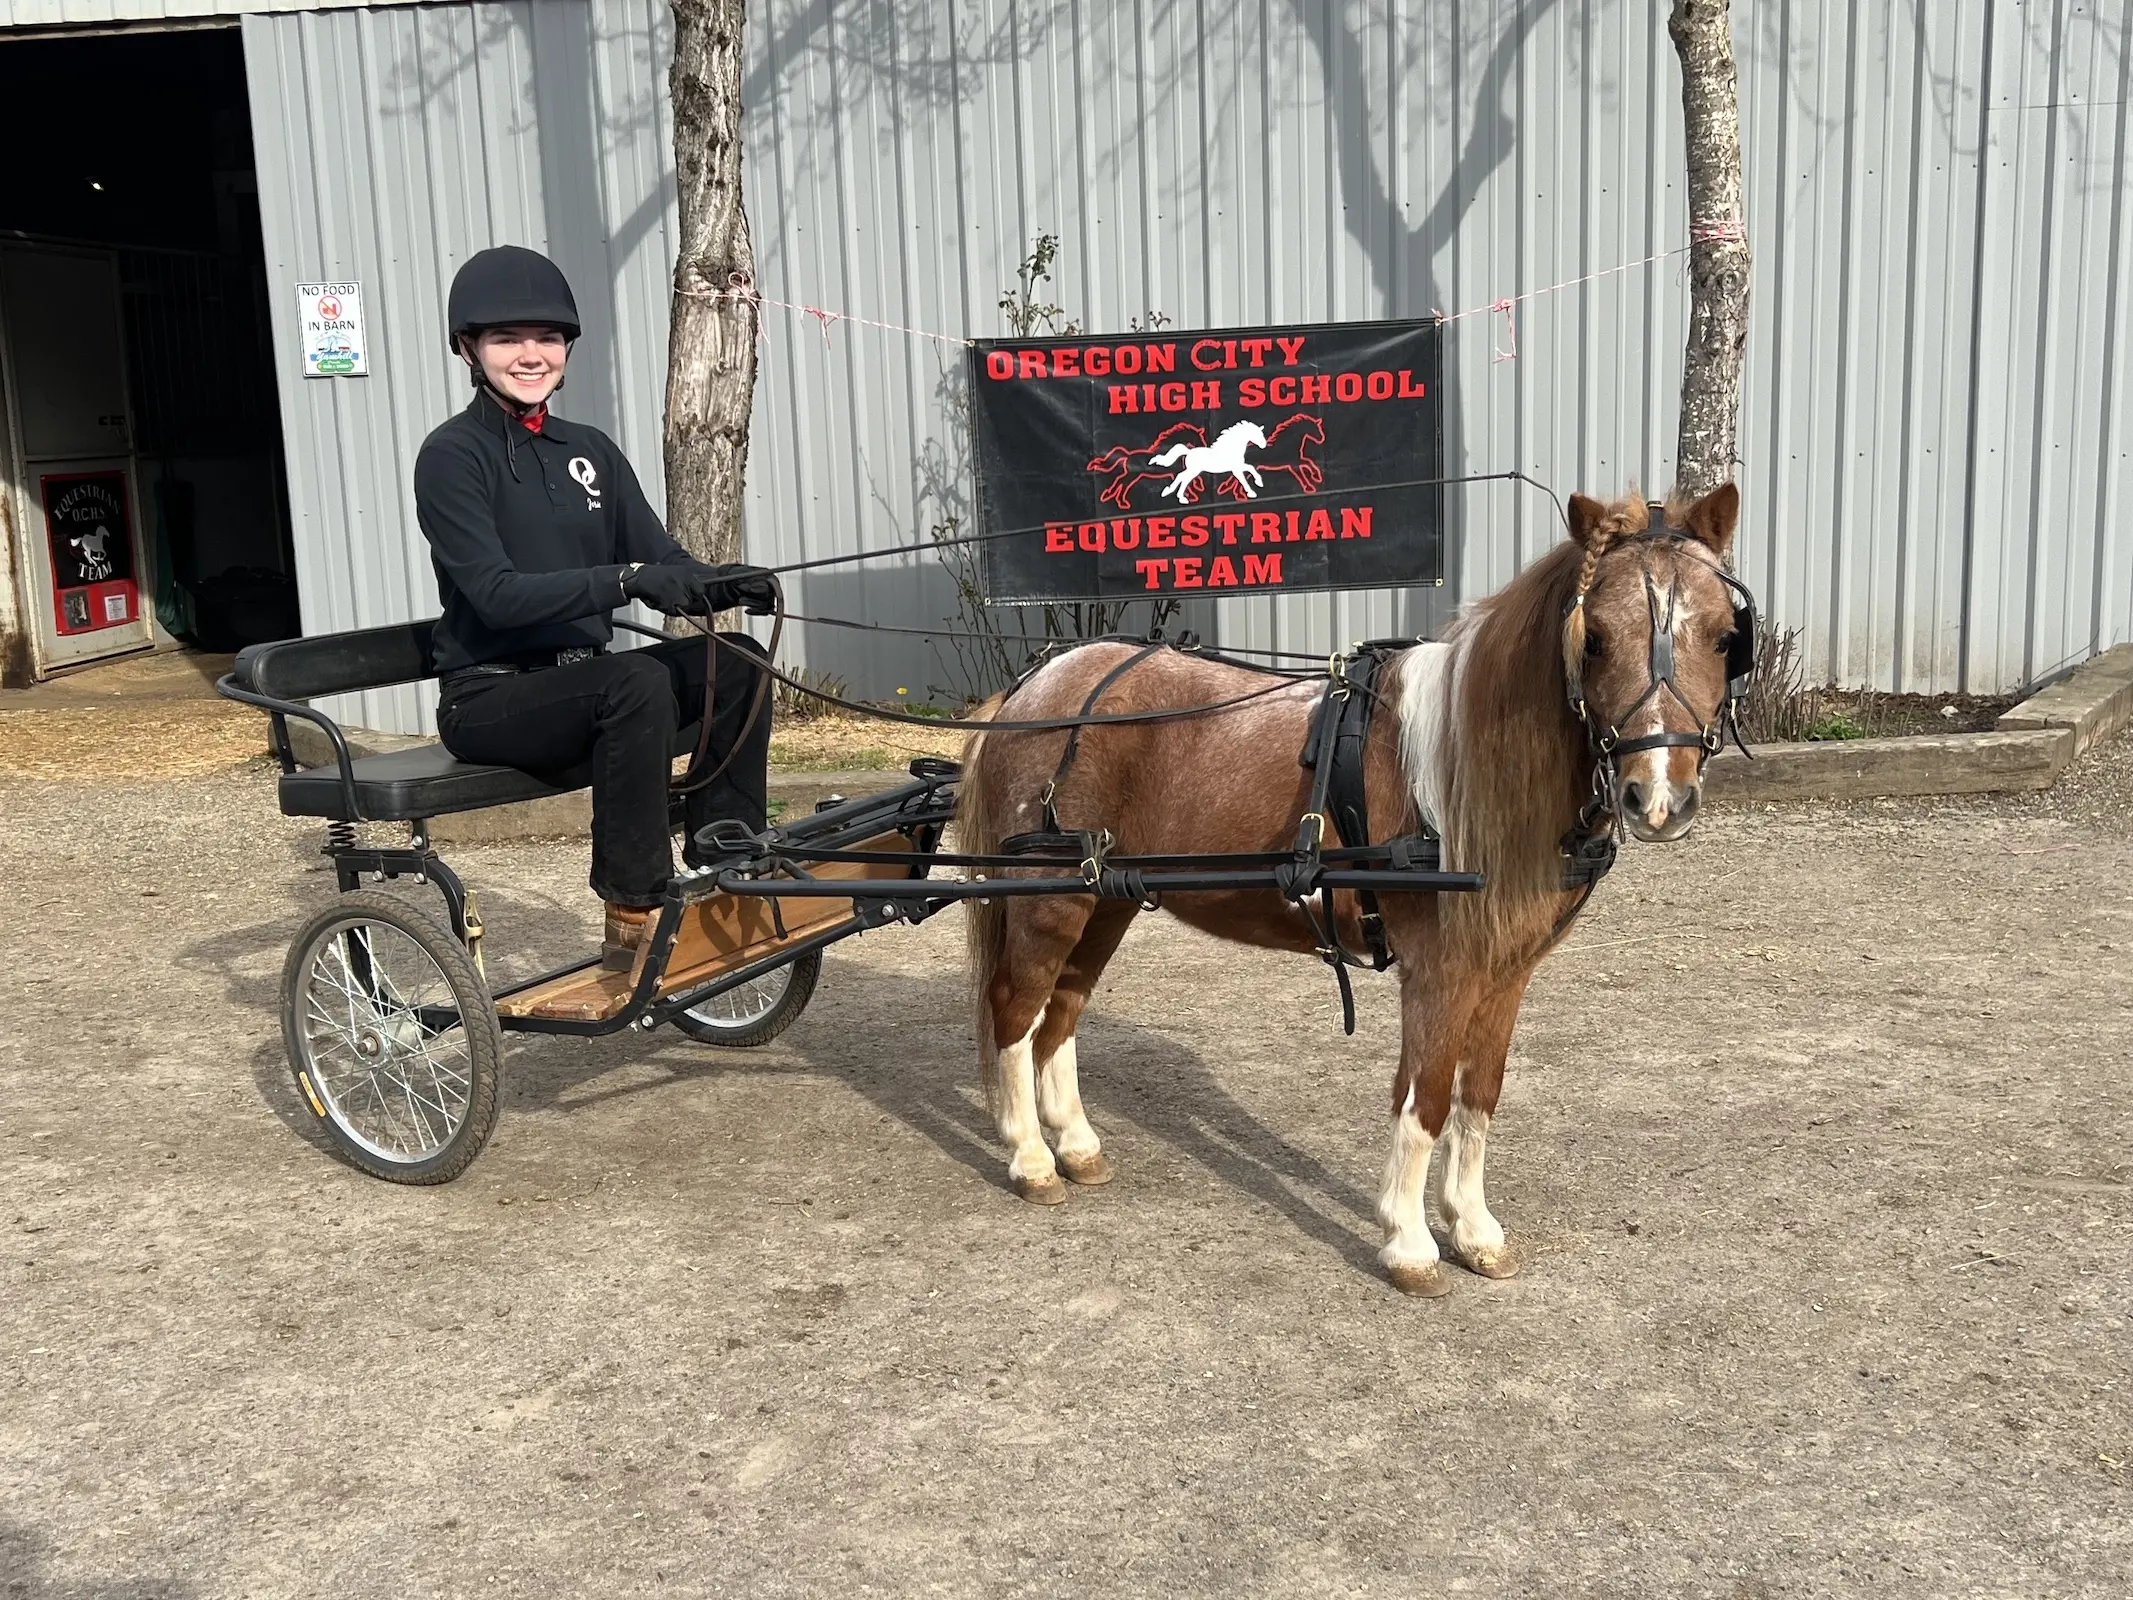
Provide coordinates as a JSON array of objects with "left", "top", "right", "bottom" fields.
[{"left": 436, "top": 634, "right": 771, "bottom": 907}]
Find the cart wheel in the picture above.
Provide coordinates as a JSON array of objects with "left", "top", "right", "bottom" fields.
[
  {"left": 280, "top": 889, "right": 504, "bottom": 1185},
  {"left": 670, "top": 951, "right": 822, "bottom": 1048}
]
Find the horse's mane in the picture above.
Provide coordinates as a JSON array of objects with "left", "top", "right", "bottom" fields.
[{"left": 1434, "top": 495, "right": 1650, "bottom": 965}]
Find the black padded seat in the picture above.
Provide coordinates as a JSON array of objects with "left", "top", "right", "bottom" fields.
[
  {"left": 277, "top": 745, "right": 572, "bottom": 822},
  {"left": 274, "top": 720, "right": 703, "bottom": 822},
  {"left": 229, "top": 617, "right": 702, "bottom": 823}
]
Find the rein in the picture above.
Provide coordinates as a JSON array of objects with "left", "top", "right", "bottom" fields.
[{"left": 664, "top": 579, "right": 1331, "bottom": 799}]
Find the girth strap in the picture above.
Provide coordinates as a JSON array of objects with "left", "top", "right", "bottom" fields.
[{"left": 1289, "top": 643, "right": 1434, "bottom": 1033}]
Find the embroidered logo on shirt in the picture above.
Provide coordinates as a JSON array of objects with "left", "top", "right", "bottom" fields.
[{"left": 568, "top": 457, "right": 602, "bottom": 510}]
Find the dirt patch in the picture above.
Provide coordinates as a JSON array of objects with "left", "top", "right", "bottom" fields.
[
  {"left": 770, "top": 711, "right": 964, "bottom": 772},
  {"left": 3, "top": 750, "right": 2131, "bottom": 1594},
  {"left": 1802, "top": 688, "right": 2019, "bottom": 738},
  {"left": 0, "top": 649, "right": 265, "bottom": 780}
]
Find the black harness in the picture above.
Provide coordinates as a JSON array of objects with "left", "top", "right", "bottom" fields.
[
  {"left": 1009, "top": 522, "right": 1759, "bottom": 1028},
  {"left": 1293, "top": 642, "right": 1423, "bottom": 1033},
  {"left": 1016, "top": 633, "right": 1437, "bottom": 1036}
]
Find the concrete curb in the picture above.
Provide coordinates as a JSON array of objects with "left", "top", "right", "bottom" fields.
[
  {"left": 1997, "top": 642, "right": 2133, "bottom": 758},
  {"left": 1707, "top": 642, "right": 2133, "bottom": 804},
  {"left": 1706, "top": 728, "right": 2073, "bottom": 803}
]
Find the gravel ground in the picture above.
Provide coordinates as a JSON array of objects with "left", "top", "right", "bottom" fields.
[{"left": 3, "top": 743, "right": 2130, "bottom": 1597}]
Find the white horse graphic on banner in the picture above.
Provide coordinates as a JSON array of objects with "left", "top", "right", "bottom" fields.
[{"left": 1152, "top": 420, "right": 1269, "bottom": 501}]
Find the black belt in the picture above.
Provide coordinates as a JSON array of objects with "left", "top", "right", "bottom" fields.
[{"left": 440, "top": 645, "right": 604, "bottom": 687}]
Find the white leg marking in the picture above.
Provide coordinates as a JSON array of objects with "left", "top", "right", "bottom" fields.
[
  {"left": 1037, "top": 1034, "right": 1101, "bottom": 1162},
  {"left": 996, "top": 1015, "right": 1057, "bottom": 1185},
  {"left": 1375, "top": 1090, "right": 1439, "bottom": 1272},
  {"left": 1439, "top": 1101, "right": 1506, "bottom": 1261}
]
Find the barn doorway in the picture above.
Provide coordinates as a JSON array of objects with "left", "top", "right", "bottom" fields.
[{"left": 0, "top": 24, "right": 297, "bottom": 671}]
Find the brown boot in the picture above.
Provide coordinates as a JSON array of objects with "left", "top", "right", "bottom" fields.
[{"left": 602, "top": 903, "right": 656, "bottom": 972}]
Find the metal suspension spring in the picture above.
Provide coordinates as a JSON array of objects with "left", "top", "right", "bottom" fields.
[{"left": 325, "top": 820, "right": 357, "bottom": 853}]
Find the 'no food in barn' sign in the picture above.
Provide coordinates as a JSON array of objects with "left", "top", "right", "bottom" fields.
[
  {"left": 297, "top": 282, "right": 370, "bottom": 378},
  {"left": 971, "top": 317, "right": 1443, "bottom": 602}
]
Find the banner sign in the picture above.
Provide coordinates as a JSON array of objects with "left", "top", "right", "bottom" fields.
[
  {"left": 41, "top": 471, "right": 139, "bottom": 636},
  {"left": 971, "top": 316, "right": 1442, "bottom": 601},
  {"left": 297, "top": 282, "right": 369, "bottom": 377}
]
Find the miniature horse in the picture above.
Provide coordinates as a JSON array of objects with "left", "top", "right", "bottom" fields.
[{"left": 957, "top": 485, "right": 1743, "bottom": 1296}]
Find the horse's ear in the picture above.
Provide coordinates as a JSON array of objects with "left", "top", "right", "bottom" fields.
[
  {"left": 1678, "top": 483, "right": 1740, "bottom": 560},
  {"left": 1566, "top": 494, "right": 1611, "bottom": 553}
]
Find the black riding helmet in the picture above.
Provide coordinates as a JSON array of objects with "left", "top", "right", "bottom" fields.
[{"left": 445, "top": 245, "right": 581, "bottom": 354}]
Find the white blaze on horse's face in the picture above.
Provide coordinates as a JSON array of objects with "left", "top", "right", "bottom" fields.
[
  {"left": 1615, "top": 592, "right": 1702, "bottom": 843},
  {"left": 1581, "top": 546, "right": 1736, "bottom": 845}
]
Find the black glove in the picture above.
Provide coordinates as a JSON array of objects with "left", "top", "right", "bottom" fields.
[
  {"left": 705, "top": 563, "right": 780, "bottom": 616},
  {"left": 622, "top": 560, "right": 718, "bottom": 616}
]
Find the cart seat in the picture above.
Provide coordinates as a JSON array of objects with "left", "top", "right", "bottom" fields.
[
  {"left": 229, "top": 619, "right": 697, "bottom": 824},
  {"left": 277, "top": 743, "right": 572, "bottom": 822}
]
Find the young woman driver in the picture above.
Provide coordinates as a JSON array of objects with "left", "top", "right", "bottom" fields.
[{"left": 415, "top": 245, "right": 777, "bottom": 970}]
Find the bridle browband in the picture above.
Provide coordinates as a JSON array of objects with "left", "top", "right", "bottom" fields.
[{"left": 1557, "top": 510, "right": 1758, "bottom": 891}]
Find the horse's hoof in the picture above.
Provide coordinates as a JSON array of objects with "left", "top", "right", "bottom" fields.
[
  {"left": 1452, "top": 1241, "right": 1524, "bottom": 1280},
  {"left": 1012, "top": 1171, "right": 1070, "bottom": 1206},
  {"left": 1058, "top": 1151, "right": 1114, "bottom": 1186},
  {"left": 1385, "top": 1260, "right": 1454, "bottom": 1298}
]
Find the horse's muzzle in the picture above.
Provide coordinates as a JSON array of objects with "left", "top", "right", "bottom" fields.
[{"left": 1620, "top": 775, "right": 1702, "bottom": 842}]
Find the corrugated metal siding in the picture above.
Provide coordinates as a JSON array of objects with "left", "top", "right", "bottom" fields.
[
  {"left": 219, "top": 0, "right": 2132, "bottom": 732},
  {"left": 741, "top": 0, "right": 2133, "bottom": 698},
  {"left": 1, "top": 0, "right": 369, "bottom": 28},
  {"left": 240, "top": 0, "right": 676, "bottom": 732}
]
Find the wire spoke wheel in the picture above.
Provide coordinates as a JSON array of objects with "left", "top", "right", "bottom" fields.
[
  {"left": 281, "top": 891, "right": 503, "bottom": 1184},
  {"left": 671, "top": 951, "right": 821, "bottom": 1048}
]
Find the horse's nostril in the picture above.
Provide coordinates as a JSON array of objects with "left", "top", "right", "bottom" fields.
[
  {"left": 1619, "top": 779, "right": 1647, "bottom": 815},
  {"left": 1675, "top": 786, "right": 1701, "bottom": 821}
]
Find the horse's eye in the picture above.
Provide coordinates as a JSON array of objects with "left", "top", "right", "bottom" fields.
[
  {"left": 1715, "top": 631, "right": 1737, "bottom": 657},
  {"left": 1584, "top": 632, "right": 1604, "bottom": 658}
]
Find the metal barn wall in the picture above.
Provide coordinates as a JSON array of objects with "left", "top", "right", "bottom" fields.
[
  {"left": 1, "top": 1, "right": 364, "bottom": 29},
  {"left": 239, "top": 0, "right": 678, "bottom": 733},
  {"left": 742, "top": 0, "right": 2133, "bottom": 700},
  {"left": 172, "top": 0, "right": 2132, "bottom": 726}
]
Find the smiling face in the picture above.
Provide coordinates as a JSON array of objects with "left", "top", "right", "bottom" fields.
[
  {"left": 1566, "top": 484, "right": 1743, "bottom": 843},
  {"left": 461, "top": 324, "right": 568, "bottom": 407}
]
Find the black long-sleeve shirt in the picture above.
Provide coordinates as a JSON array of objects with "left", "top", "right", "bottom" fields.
[{"left": 414, "top": 390, "right": 692, "bottom": 673}]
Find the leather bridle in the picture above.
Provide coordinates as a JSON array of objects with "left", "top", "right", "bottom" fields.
[{"left": 1558, "top": 519, "right": 1758, "bottom": 882}]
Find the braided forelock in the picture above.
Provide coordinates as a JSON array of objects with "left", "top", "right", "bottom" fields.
[{"left": 1559, "top": 496, "right": 1649, "bottom": 689}]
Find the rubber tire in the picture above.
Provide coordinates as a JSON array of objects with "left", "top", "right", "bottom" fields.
[
  {"left": 280, "top": 889, "right": 504, "bottom": 1185},
  {"left": 669, "top": 950, "right": 822, "bottom": 1048}
]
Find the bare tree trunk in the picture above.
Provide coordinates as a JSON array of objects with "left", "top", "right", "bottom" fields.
[
  {"left": 665, "top": 0, "right": 757, "bottom": 564},
  {"left": 1670, "top": 0, "right": 1751, "bottom": 500}
]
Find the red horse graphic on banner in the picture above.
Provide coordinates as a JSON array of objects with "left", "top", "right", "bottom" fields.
[
  {"left": 1216, "top": 413, "right": 1325, "bottom": 497},
  {"left": 1086, "top": 423, "right": 1209, "bottom": 509}
]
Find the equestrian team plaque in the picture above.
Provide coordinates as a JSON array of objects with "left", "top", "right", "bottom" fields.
[
  {"left": 40, "top": 470, "right": 140, "bottom": 636},
  {"left": 971, "top": 315, "right": 1443, "bottom": 602}
]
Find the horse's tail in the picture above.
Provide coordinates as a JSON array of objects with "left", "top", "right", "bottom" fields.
[
  {"left": 1149, "top": 444, "right": 1189, "bottom": 468},
  {"left": 957, "top": 692, "right": 1011, "bottom": 1114}
]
